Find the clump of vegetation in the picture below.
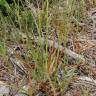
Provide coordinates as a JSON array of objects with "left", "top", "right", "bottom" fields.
[{"left": 0, "top": 0, "right": 96, "bottom": 96}]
